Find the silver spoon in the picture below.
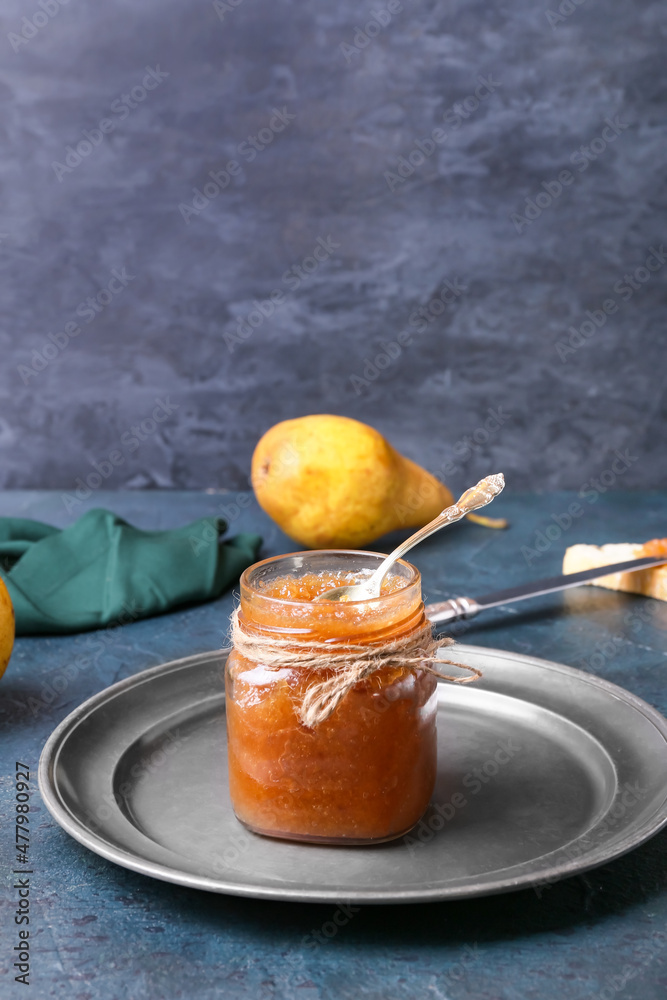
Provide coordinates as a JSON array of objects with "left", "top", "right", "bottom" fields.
[{"left": 313, "top": 473, "right": 506, "bottom": 603}]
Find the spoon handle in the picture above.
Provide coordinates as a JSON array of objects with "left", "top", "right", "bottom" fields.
[{"left": 370, "top": 473, "right": 505, "bottom": 588}]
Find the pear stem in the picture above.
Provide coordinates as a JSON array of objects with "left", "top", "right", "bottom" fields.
[{"left": 466, "top": 512, "right": 508, "bottom": 529}]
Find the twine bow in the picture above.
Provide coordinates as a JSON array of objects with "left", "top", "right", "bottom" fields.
[{"left": 229, "top": 607, "right": 481, "bottom": 728}]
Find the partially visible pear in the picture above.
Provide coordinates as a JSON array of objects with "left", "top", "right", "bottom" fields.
[
  {"left": 251, "top": 415, "right": 503, "bottom": 550},
  {"left": 0, "top": 576, "right": 14, "bottom": 681}
]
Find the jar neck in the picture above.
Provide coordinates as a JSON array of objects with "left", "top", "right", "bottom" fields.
[
  {"left": 237, "top": 599, "right": 428, "bottom": 645},
  {"left": 237, "top": 550, "right": 424, "bottom": 644}
]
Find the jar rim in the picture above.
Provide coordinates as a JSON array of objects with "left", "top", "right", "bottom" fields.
[{"left": 240, "top": 549, "right": 421, "bottom": 608}]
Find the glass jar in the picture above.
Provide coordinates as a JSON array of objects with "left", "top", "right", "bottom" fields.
[{"left": 225, "top": 550, "right": 438, "bottom": 845}]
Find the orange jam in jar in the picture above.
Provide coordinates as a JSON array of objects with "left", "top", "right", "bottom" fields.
[{"left": 225, "top": 551, "right": 438, "bottom": 844}]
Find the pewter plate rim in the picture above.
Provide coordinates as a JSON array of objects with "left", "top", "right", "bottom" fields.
[{"left": 38, "top": 645, "right": 667, "bottom": 904}]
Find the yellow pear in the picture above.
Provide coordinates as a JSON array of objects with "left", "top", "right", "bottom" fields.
[
  {"left": 0, "top": 576, "right": 15, "bottom": 681},
  {"left": 251, "top": 414, "right": 458, "bottom": 549}
]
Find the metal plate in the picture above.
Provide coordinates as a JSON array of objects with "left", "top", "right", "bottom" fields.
[{"left": 39, "top": 645, "right": 667, "bottom": 904}]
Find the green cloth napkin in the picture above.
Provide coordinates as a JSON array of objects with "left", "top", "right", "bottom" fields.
[{"left": 0, "top": 509, "right": 262, "bottom": 635}]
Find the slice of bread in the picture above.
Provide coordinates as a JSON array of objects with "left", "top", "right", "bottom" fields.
[{"left": 563, "top": 539, "right": 667, "bottom": 601}]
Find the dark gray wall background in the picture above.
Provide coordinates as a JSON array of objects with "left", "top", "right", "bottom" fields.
[{"left": 1, "top": 0, "right": 665, "bottom": 495}]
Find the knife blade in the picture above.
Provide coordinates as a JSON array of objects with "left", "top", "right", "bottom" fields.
[{"left": 425, "top": 555, "right": 667, "bottom": 624}]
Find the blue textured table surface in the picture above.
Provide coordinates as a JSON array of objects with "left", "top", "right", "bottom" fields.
[{"left": 2, "top": 490, "right": 667, "bottom": 1000}]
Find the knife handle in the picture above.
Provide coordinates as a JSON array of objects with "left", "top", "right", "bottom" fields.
[{"left": 425, "top": 596, "right": 480, "bottom": 624}]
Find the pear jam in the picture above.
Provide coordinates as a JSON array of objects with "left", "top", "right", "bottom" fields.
[{"left": 225, "top": 551, "right": 438, "bottom": 844}]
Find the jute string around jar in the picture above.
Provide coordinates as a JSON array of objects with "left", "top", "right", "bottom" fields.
[{"left": 229, "top": 607, "right": 481, "bottom": 728}]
